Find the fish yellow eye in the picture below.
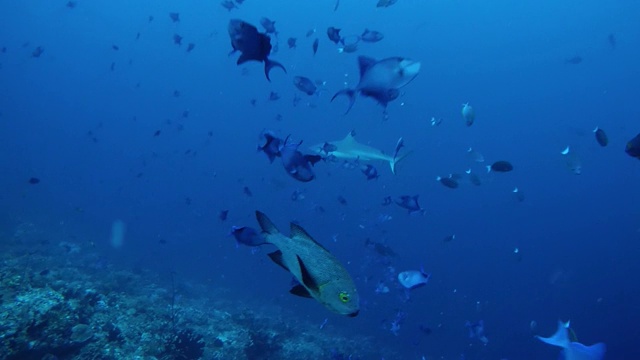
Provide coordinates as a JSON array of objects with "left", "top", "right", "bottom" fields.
[{"left": 339, "top": 291, "right": 350, "bottom": 303}]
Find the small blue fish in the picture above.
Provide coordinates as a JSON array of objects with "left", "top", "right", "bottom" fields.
[
  {"left": 230, "top": 226, "right": 265, "bottom": 246},
  {"left": 293, "top": 76, "right": 318, "bottom": 96},
  {"left": 465, "top": 320, "right": 488, "bottom": 345},
  {"left": 398, "top": 267, "right": 430, "bottom": 289},
  {"left": 360, "top": 29, "right": 384, "bottom": 43},
  {"left": 391, "top": 195, "right": 425, "bottom": 215},
  {"left": 361, "top": 164, "right": 380, "bottom": 180}
]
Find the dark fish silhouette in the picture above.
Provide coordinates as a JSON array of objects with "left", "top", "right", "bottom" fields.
[
  {"left": 489, "top": 160, "right": 513, "bottom": 172},
  {"left": 593, "top": 127, "right": 608, "bottom": 147},
  {"left": 327, "top": 27, "right": 342, "bottom": 44},
  {"left": 221, "top": 1, "right": 237, "bottom": 11},
  {"left": 280, "top": 138, "right": 322, "bottom": 182},
  {"left": 28, "top": 177, "right": 40, "bottom": 185},
  {"left": 258, "top": 130, "right": 283, "bottom": 163},
  {"left": 312, "top": 38, "right": 319, "bottom": 55},
  {"left": 260, "top": 17, "right": 278, "bottom": 36},
  {"left": 169, "top": 12, "right": 180, "bottom": 22},
  {"left": 293, "top": 76, "right": 317, "bottom": 95},
  {"left": 625, "top": 133, "right": 640, "bottom": 160},
  {"left": 228, "top": 19, "right": 286, "bottom": 81},
  {"left": 287, "top": 37, "right": 297, "bottom": 49},
  {"left": 361, "top": 29, "right": 384, "bottom": 43}
]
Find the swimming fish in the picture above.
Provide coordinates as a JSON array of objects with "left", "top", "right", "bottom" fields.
[
  {"left": 488, "top": 160, "right": 513, "bottom": 172},
  {"left": 436, "top": 175, "right": 458, "bottom": 189},
  {"left": 361, "top": 29, "right": 384, "bottom": 43},
  {"left": 386, "top": 195, "right": 425, "bottom": 215},
  {"left": 309, "top": 131, "right": 409, "bottom": 174},
  {"left": 227, "top": 19, "right": 286, "bottom": 81},
  {"left": 280, "top": 138, "right": 322, "bottom": 182},
  {"left": 293, "top": 76, "right": 318, "bottom": 95},
  {"left": 626, "top": 133, "right": 640, "bottom": 159},
  {"left": 250, "top": 211, "right": 360, "bottom": 316},
  {"left": 332, "top": 56, "right": 420, "bottom": 114},
  {"left": 536, "top": 321, "right": 605, "bottom": 360},
  {"left": 462, "top": 103, "right": 475, "bottom": 126},
  {"left": 327, "top": 27, "right": 342, "bottom": 44},
  {"left": 593, "top": 127, "right": 608, "bottom": 147},
  {"left": 230, "top": 226, "right": 264, "bottom": 246},
  {"left": 258, "top": 130, "right": 283, "bottom": 163},
  {"left": 398, "top": 267, "right": 430, "bottom": 289}
]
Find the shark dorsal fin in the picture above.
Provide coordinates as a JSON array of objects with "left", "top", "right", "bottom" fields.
[
  {"left": 256, "top": 211, "right": 279, "bottom": 235},
  {"left": 290, "top": 222, "right": 329, "bottom": 252},
  {"left": 358, "top": 56, "right": 377, "bottom": 78}
]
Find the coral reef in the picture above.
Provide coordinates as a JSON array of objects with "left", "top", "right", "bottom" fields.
[{"left": 0, "top": 221, "right": 394, "bottom": 359}]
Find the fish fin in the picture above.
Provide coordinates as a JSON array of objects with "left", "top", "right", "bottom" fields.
[
  {"left": 357, "top": 56, "right": 377, "bottom": 78},
  {"left": 255, "top": 211, "right": 280, "bottom": 235},
  {"left": 290, "top": 223, "right": 329, "bottom": 251},
  {"left": 568, "top": 342, "right": 606, "bottom": 360},
  {"left": 289, "top": 284, "right": 313, "bottom": 298},
  {"left": 237, "top": 53, "right": 252, "bottom": 65},
  {"left": 331, "top": 89, "right": 357, "bottom": 114},
  {"left": 264, "top": 59, "right": 286, "bottom": 82},
  {"left": 296, "top": 255, "right": 319, "bottom": 291},
  {"left": 304, "top": 154, "right": 323, "bottom": 166},
  {"left": 267, "top": 250, "right": 289, "bottom": 271},
  {"left": 536, "top": 321, "right": 570, "bottom": 349},
  {"left": 390, "top": 150, "right": 412, "bottom": 175}
]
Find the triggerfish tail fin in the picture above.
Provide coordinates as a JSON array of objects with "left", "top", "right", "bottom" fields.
[
  {"left": 536, "top": 321, "right": 571, "bottom": 349},
  {"left": 568, "top": 342, "right": 606, "bottom": 360},
  {"left": 255, "top": 211, "right": 280, "bottom": 235},
  {"left": 331, "top": 89, "right": 357, "bottom": 114},
  {"left": 264, "top": 59, "right": 286, "bottom": 82}
]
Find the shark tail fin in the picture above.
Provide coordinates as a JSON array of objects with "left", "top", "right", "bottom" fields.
[
  {"left": 264, "top": 59, "right": 286, "bottom": 82},
  {"left": 331, "top": 89, "right": 357, "bottom": 114},
  {"left": 536, "top": 321, "right": 570, "bottom": 349},
  {"left": 390, "top": 151, "right": 412, "bottom": 175}
]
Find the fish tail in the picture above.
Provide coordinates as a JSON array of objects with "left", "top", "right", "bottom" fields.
[
  {"left": 390, "top": 150, "right": 412, "bottom": 175},
  {"left": 264, "top": 59, "right": 286, "bottom": 82},
  {"left": 255, "top": 211, "right": 280, "bottom": 235},
  {"left": 331, "top": 89, "right": 356, "bottom": 114}
]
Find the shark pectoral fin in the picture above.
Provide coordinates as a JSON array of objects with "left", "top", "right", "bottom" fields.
[
  {"left": 255, "top": 211, "right": 280, "bottom": 235},
  {"left": 289, "top": 284, "right": 313, "bottom": 298},
  {"left": 331, "top": 89, "right": 357, "bottom": 114},
  {"left": 296, "top": 255, "right": 319, "bottom": 291},
  {"left": 264, "top": 59, "right": 286, "bottom": 82},
  {"left": 536, "top": 321, "right": 570, "bottom": 349},
  {"left": 568, "top": 342, "right": 606, "bottom": 360},
  {"left": 267, "top": 250, "right": 289, "bottom": 271}
]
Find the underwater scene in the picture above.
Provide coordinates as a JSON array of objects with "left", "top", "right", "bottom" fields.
[{"left": 1, "top": 0, "right": 640, "bottom": 359}]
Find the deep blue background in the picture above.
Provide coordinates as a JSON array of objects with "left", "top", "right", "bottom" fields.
[{"left": 1, "top": 0, "right": 639, "bottom": 359}]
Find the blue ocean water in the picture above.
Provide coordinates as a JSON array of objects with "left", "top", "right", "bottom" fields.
[{"left": 1, "top": 0, "right": 639, "bottom": 359}]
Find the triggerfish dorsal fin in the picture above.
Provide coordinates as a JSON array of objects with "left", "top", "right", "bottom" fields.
[
  {"left": 256, "top": 211, "right": 280, "bottom": 235},
  {"left": 297, "top": 255, "right": 319, "bottom": 291},
  {"left": 290, "top": 223, "right": 329, "bottom": 251},
  {"left": 267, "top": 250, "right": 288, "bottom": 271},
  {"left": 536, "top": 321, "right": 570, "bottom": 348}
]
